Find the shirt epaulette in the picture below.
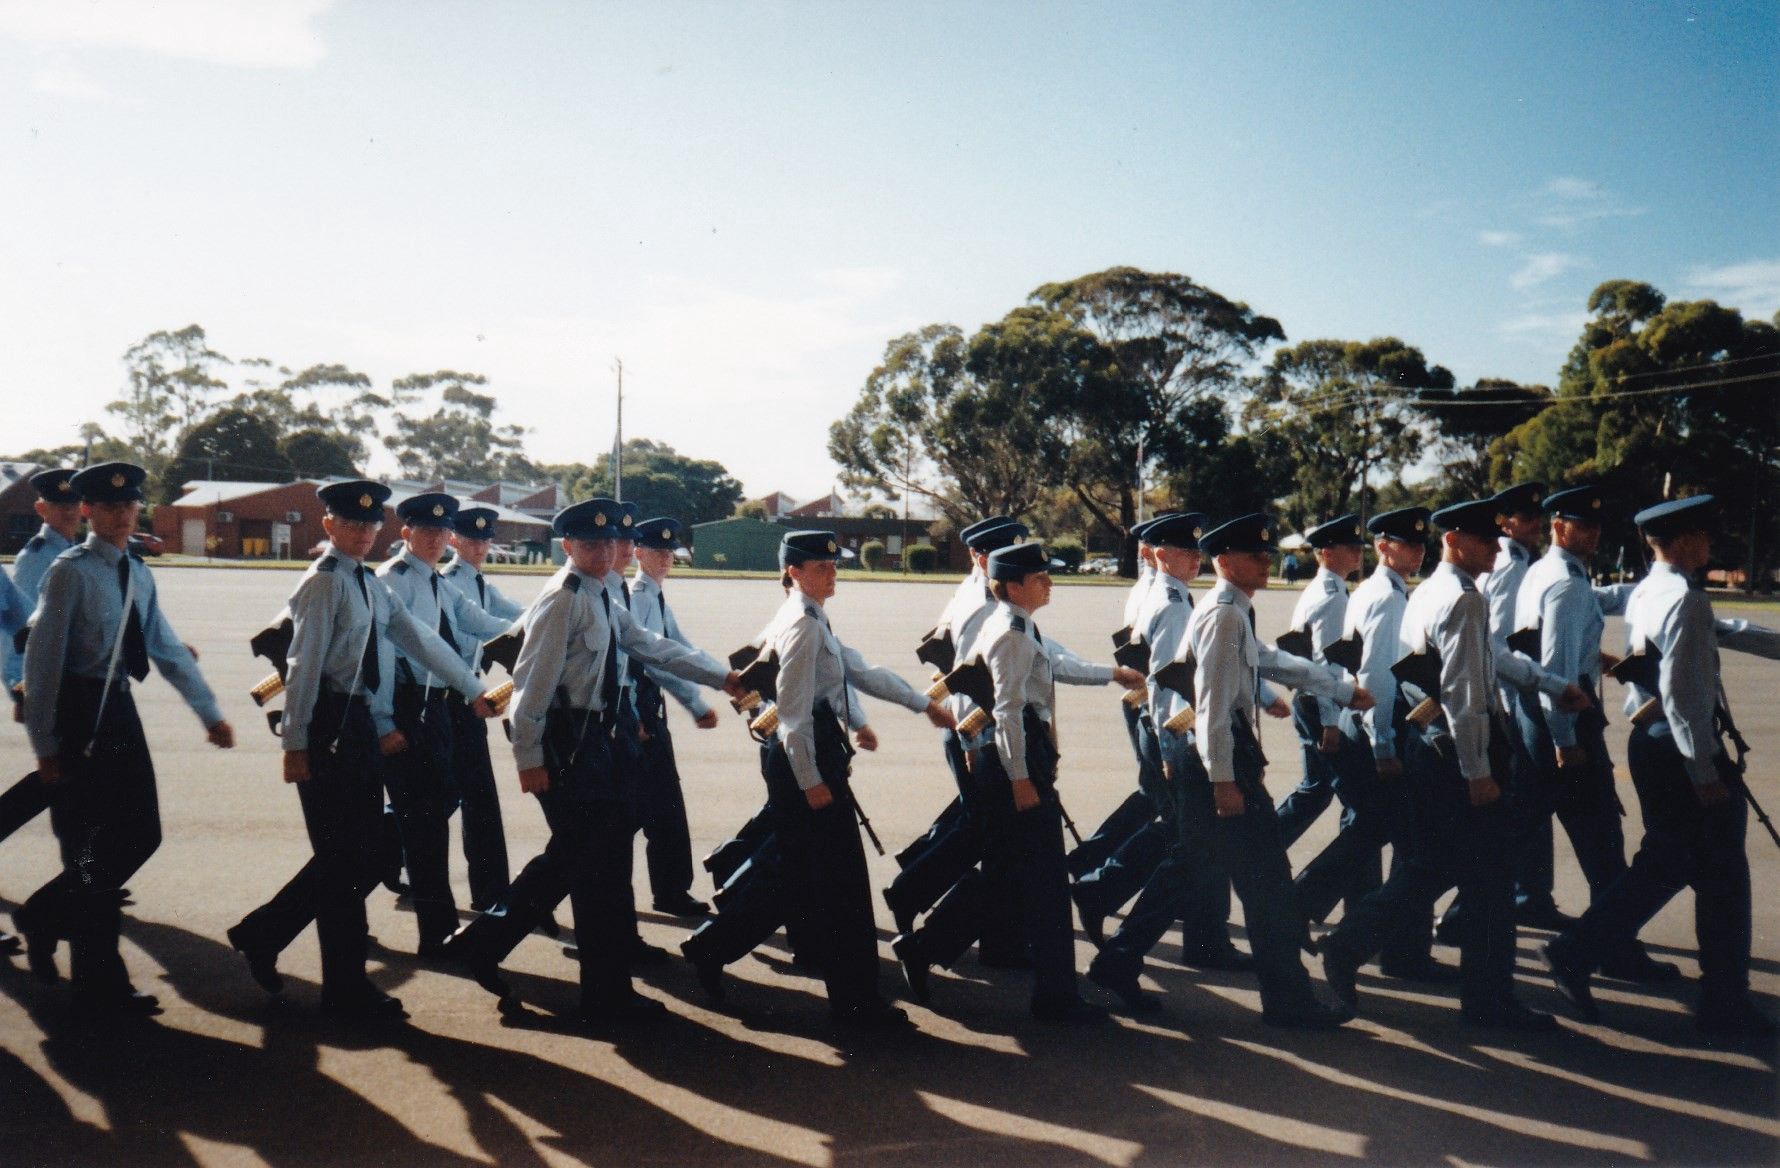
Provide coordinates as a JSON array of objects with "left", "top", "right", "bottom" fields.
[
  {"left": 58, "top": 545, "right": 87, "bottom": 562},
  {"left": 1324, "top": 576, "right": 1342, "bottom": 593},
  {"left": 393, "top": 561, "right": 410, "bottom": 575},
  {"left": 1165, "top": 586, "right": 1182, "bottom": 603},
  {"left": 804, "top": 604, "right": 821, "bottom": 621},
  {"left": 317, "top": 555, "right": 337, "bottom": 573},
  {"left": 564, "top": 573, "right": 582, "bottom": 593},
  {"left": 1010, "top": 615, "right": 1026, "bottom": 632},
  {"left": 1567, "top": 561, "right": 1586, "bottom": 580},
  {"left": 24, "top": 536, "right": 44, "bottom": 553},
  {"left": 1458, "top": 574, "right": 1477, "bottom": 592},
  {"left": 1216, "top": 591, "right": 1235, "bottom": 605}
]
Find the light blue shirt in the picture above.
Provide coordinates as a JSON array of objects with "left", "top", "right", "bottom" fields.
[
  {"left": 282, "top": 546, "right": 484, "bottom": 750},
  {"left": 1622, "top": 561, "right": 1728, "bottom": 787},
  {"left": 438, "top": 553, "right": 525, "bottom": 673},
  {"left": 627, "top": 571, "right": 713, "bottom": 719},
  {"left": 1517, "top": 545, "right": 1602, "bottom": 749},
  {"left": 980, "top": 600, "right": 1113, "bottom": 783},
  {"left": 1136, "top": 568, "right": 1195, "bottom": 749},
  {"left": 1188, "top": 577, "right": 1353, "bottom": 784},
  {"left": 1340, "top": 563, "right": 1409, "bottom": 760},
  {"left": 1289, "top": 566, "right": 1349, "bottom": 727},
  {"left": 762, "top": 588, "right": 928, "bottom": 790},
  {"left": 23, "top": 534, "right": 222, "bottom": 758},
  {"left": 377, "top": 547, "right": 516, "bottom": 690},
  {"left": 3, "top": 524, "right": 71, "bottom": 690},
  {"left": 509, "top": 565, "right": 728, "bottom": 771}
]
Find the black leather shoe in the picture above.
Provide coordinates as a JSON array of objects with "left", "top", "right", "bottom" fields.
[
  {"left": 833, "top": 1000, "right": 914, "bottom": 1031},
  {"left": 535, "top": 913, "right": 561, "bottom": 939},
  {"left": 1514, "top": 901, "right": 1579, "bottom": 931},
  {"left": 1070, "top": 885, "right": 1106, "bottom": 948},
  {"left": 1378, "top": 956, "right": 1461, "bottom": 984},
  {"left": 1462, "top": 1002, "right": 1560, "bottom": 1032},
  {"left": 416, "top": 937, "right": 451, "bottom": 961},
  {"left": 652, "top": 893, "right": 712, "bottom": 919},
  {"left": 1262, "top": 1000, "right": 1353, "bottom": 1030},
  {"left": 1542, "top": 940, "right": 1599, "bottom": 1022},
  {"left": 580, "top": 992, "right": 668, "bottom": 1027},
  {"left": 681, "top": 940, "right": 726, "bottom": 1006},
  {"left": 1321, "top": 948, "right": 1360, "bottom": 1012},
  {"left": 1031, "top": 995, "right": 1110, "bottom": 1025},
  {"left": 440, "top": 928, "right": 512, "bottom": 1000},
  {"left": 1181, "top": 943, "right": 1255, "bottom": 973},
  {"left": 1696, "top": 1000, "right": 1778, "bottom": 1040},
  {"left": 632, "top": 939, "right": 672, "bottom": 966},
  {"left": 892, "top": 934, "right": 930, "bottom": 1005},
  {"left": 13, "top": 909, "right": 57, "bottom": 985},
  {"left": 320, "top": 984, "right": 407, "bottom": 1022},
  {"left": 1598, "top": 949, "right": 1683, "bottom": 984},
  {"left": 882, "top": 888, "right": 917, "bottom": 937},
  {"left": 1087, "top": 959, "right": 1161, "bottom": 1015},
  {"left": 0, "top": 929, "right": 21, "bottom": 955},
  {"left": 72, "top": 985, "right": 162, "bottom": 1018},
  {"left": 226, "top": 924, "right": 285, "bottom": 995}
]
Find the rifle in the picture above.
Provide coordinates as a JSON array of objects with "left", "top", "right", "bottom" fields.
[
  {"left": 1111, "top": 629, "right": 1151, "bottom": 710},
  {"left": 1716, "top": 702, "right": 1780, "bottom": 849},
  {"left": 248, "top": 616, "right": 295, "bottom": 736},
  {"left": 478, "top": 628, "right": 524, "bottom": 717},
  {"left": 1391, "top": 646, "right": 1444, "bottom": 729},
  {"left": 1154, "top": 656, "right": 1197, "bottom": 735},
  {"left": 927, "top": 658, "right": 995, "bottom": 736},
  {"left": 915, "top": 625, "right": 956, "bottom": 674},
  {"left": 1275, "top": 627, "right": 1313, "bottom": 660},
  {"left": 1608, "top": 646, "right": 1663, "bottom": 727},
  {"left": 1323, "top": 632, "right": 1363, "bottom": 674}
]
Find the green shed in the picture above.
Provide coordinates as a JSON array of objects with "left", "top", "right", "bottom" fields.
[{"left": 690, "top": 517, "right": 785, "bottom": 571}]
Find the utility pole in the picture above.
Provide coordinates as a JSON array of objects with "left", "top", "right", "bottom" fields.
[{"left": 612, "top": 358, "right": 624, "bottom": 502}]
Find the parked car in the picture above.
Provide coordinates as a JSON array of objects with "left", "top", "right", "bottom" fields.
[
  {"left": 485, "top": 542, "right": 522, "bottom": 564},
  {"left": 1082, "top": 556, "right": 1120, "bottom": 576},
  {"left": 129, "top": 533, "right": 166, "bottom": 557}
]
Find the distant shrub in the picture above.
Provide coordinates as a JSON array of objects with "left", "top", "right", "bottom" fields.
[
  {"left": 907, "top": 544, "right": 938, "bottom": 573},
  {"left": 1049, "top": 537, "right": 1085, "bottom": 573},
  {"left": 860, "top": 540, "right": 886, "bottom": 570}
]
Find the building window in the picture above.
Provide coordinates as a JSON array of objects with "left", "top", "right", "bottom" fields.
[{"left": 886, "top": 535, "right": 903, "bottom": 554}]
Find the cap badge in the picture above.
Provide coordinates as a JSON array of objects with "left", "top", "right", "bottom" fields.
[
  {"left": 110, "top": 473, "right": 125, "bottom": 488},
  {"left": 359, "top": 493, "right": 372, "bottom": 509},
  {"left": 1193, "top": 527, "right": 1203, "bottom": 539},
  {"left": 57, "top": 481, "right": 71, "bottom": 493},
  {"left": 1591, "top": 499, "right": 1602, "bottom": 510},
  {"left": 431, "top": 503, "right": 444, "bottom": 517},
  {"left": 594, "top": 512, "right": 607, "bottom": 526},
  {"left": 1260, "top": 529, "right": 1271, "bottom": 542},
  {"left": 827, "top": 540, "right": 838, "bottom": 553},
  {"left": 661, "top": 527, "right": 672, "bottom": 539},
  {"left": 475, "top": 517, "right": 487, "bottom": 529},
  {"left": 621, "top": 514, "right": 633, "bottom": 527},
  {"left": 1352, "top": 526, "right": 1361, "bottom": 537},
  {"left": 1414, "top": 520, "right": 1426, "bottom": 532}
]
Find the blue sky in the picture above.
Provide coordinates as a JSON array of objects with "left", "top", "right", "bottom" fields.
[{"left": 2, "top": 0, "right": 1774, "bottom": 499}]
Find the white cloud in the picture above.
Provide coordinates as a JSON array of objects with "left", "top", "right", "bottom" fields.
[
  {"left": 1532, "top": 176, "right": 1645, "bottom": 229},
  {"left": 1497, "top": 309, "right": 1588, "bottom": 340},
  {"left": 1477, "top": 230, "right": 1522, "bottom": 248},
  {"left": 31, "top": 58, "right": 109, "bottom": 100},
  {"left": 1510, "top": 252, "right": 1586, "bottom": 290},
  {"left": 1685, "top": 258, "right": 1780, "bottom": 317},
  {"left": 0, "top": 0, "right": 332, "bottom": 69}
]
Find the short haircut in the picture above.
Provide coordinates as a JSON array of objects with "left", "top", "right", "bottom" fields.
[{"left": 989, "top": 578, "right": 1013, "bottom": 601}]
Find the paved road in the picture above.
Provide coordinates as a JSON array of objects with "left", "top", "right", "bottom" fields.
[{"left": 0, "top": 568, "right": 1774, "bottom": 1166}]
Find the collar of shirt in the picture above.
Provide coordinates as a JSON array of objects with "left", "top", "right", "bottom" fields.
[
  {"left": 1500, "top": 536, "right": 1529, "bottom": 564},
  {"left": 1550, "top": 545, "right": 1587, "bottom": 574},
  {"left": 1209, "top": 575, "right": 1252, "bottom": 615},
  {"left": 1373, "top": 563, "right": 1406, "bottom": 592},
  {"left": 326, "top": 544, "right": 365, "bottom": 569},
  {"left": 1315, "top": 566, "right": 1345, "bottom": 588},
  {"left": 398, "top": 547, "right": 439, "bottom": 577},
  {"left": 83, "top": 532, "right": 127, "bottom": 567},
  {"left": 1159, "top": 569, "right": 1195, "bottom": 595},
  {"left": 37, "top": 524, "right": 70, "bottom": 547},
  {"left": 1647, "top": 560, "right": 1691, "bottom": 587},
  {"left": 1432, "top": 559, "right": 1474, "bottom": 587}
]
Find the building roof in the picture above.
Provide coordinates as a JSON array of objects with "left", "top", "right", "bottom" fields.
[
  {"left": 0, "top": 461, "right": 42, "bottom": 486},
  {"left": 172, "top": 477, "right": 550, "bottom": 531}
]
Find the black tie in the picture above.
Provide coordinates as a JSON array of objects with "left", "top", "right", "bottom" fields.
[
  {"left": 430, "top": 574, "right": 458, "bottom": 652},
  {"left": 1030, "top": 620, "right": 1044, "bottom": 645},
  {"left": 599, "top": 590, "right": 619, "bottom": 712},
  {"left": 355, "top": 565, "right": 381, "bottom": 693},
  {"left": 117, "top": 554, "right": 148, "bottom": 682},
  {"left": 621, "top": 579, "right": 632, "bottom": 608},
  {"left": 475, "top": 573, "right": 487, "bottom": 608}
]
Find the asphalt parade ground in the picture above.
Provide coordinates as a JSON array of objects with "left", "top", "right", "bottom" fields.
[{"left": 0, "top": 568, "right": 1774, "bottom": 1167}]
